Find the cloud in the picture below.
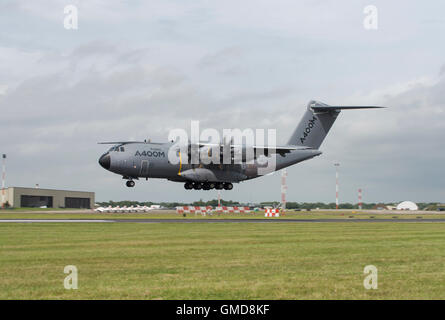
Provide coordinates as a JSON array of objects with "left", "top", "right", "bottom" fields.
[
  {"left": 2, "top": 42, "right": 443, "bottom": 203},
  {"left": 0, "top": 1, "right": 444, "bottom": 203},
  {"left": 320, "top": 73, "right": 445, "bottom": 202}
]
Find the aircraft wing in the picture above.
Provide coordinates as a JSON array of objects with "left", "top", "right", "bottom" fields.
[
  {"left": 250, "top": 145, "right": 310, "bottom": 156},
  {"left": 98, "top": 141, "right": 146, "bottom": 145},
  {"left": 98, "top": 141, "right": 164, "bottom": 145}
]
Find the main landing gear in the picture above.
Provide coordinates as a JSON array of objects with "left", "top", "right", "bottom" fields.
[{"left": 184, "top": 182, "right": 233, "bottom": 190}]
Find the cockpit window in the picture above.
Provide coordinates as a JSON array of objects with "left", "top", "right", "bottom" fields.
[{"left": 107, "top": 145, "right": 124, "bottom": 152}]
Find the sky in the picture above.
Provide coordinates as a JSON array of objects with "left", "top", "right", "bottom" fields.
[{"left": 0, "top": 0, "right": 444, "bottom": 204}]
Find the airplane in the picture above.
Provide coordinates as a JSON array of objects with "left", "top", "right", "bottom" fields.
[
  {"left": 94, "top": 204, "right": 161, "bottom": 213},
  {"left": 98, "top": 100, "right": 383, "bottom": 190}
]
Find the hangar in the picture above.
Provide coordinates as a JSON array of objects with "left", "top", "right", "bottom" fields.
[
  {"left": 396, "top": 201, "right": 418, "bottom": 211},
  {"left": 0, "top": 187, "right": 94, "bottom": 209}
]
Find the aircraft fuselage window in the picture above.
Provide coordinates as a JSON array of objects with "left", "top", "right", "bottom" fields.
[{"left": 120, "top": 147, "right": 125, "bottom": 152}]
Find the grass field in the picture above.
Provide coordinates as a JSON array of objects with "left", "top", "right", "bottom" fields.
[{"left": 1, "top": 220, "right": 445, "bottom": 299}]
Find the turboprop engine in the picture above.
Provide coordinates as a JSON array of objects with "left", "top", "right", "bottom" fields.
[
  {"left": 197, "top": 144, "right": 257, "bottom": 164},
  {"left": 232, "top": 145, "right": 256, "bottom": 163}
]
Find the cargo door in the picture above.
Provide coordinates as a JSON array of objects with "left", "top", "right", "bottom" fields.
[{"left": 140, "top": 160, "right": 149, "bottom": 177}]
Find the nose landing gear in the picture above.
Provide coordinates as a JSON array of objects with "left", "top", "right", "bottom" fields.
[{"left": 126, "top": 180, "right": 135, "bottom": 188}]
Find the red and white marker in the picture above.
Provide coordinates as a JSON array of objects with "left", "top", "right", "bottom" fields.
[
  {"left": 265, "top": 208, "right": 280, "bottom": 217},
  {"left": 334, "top": 163, "right": 340, "bottom": 209},
  {"left": 1, "top": 154, "right": 5, "bottom": 208},
  {"left": 281, "top": 169, "right": 287, "bottom": 211}
]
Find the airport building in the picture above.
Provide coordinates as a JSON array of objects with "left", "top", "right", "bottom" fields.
[
  {"left": 0, "top": 187, "right": 95, "bottom": 209},
  {"left": 396, "top": 201, "right": 418, "bottom": 211}
]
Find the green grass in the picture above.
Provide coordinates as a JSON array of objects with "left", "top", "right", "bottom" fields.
[{"left": 1, "top": 222, "right": 445, "bottom": 299}]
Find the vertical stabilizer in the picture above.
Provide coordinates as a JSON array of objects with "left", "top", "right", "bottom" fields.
[{"left": 287, "top": 100, "right": 383, "bottom": 149}]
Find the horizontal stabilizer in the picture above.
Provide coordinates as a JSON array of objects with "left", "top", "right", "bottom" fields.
[
  {"left": 309, "top": 101, "right": 384, "bottom": 113},
  {"left": 327, "top": 106, "right": 384, "bottom": 109}
]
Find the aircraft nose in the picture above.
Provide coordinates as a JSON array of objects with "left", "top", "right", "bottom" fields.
[{"left": 99, "top": 153, "right": 111, "bottom": 170}]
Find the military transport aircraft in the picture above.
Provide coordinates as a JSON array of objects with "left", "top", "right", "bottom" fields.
[{"left": 98, "top": 100, "right": 382, "bottom": 190}]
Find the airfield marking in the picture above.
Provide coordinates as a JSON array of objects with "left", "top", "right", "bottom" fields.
[{"left": 1, "top": 218, "right": 445, "bottom": 223}]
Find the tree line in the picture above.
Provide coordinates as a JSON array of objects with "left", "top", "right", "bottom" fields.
[{"left": 96, "top": 200, "right": 443, "bottom": 210}]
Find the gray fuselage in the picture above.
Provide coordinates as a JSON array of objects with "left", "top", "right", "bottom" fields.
[{"left": 98, "top": 142, "right": 321, "bottom": 184}]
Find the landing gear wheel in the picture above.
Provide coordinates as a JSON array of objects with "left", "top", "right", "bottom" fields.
[
  {"left": 215, "top": 183, "right": 223, "bottom": 190},
  {"left": 202, "top": 183, "right": 211, "bottom": 190},
  {"left": 193, "top": 183, "right": 202, "bottom": 190},
  {"left": 126, "top": 180, "right": 135, "bottom": 188},
  {"left": 209, "top": 182, "right": 216, "bottom": 189},
  {"left": 184, "top": 182, "right": 193, "bottom": 190},
  {"left": 223, "top": 183, "right": 233, "bottom": 190}
]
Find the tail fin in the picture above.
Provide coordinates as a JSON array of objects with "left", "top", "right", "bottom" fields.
[{"left": 287, "top": 100, "right": 383, "bottom": 149}]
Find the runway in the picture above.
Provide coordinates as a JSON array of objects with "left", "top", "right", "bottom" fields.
[
  {"left": 0, "top": 219, "right": 112, "bottom": 223},
  {"left": 1, "top": 218, "right": 445, "bottom": 223}
]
